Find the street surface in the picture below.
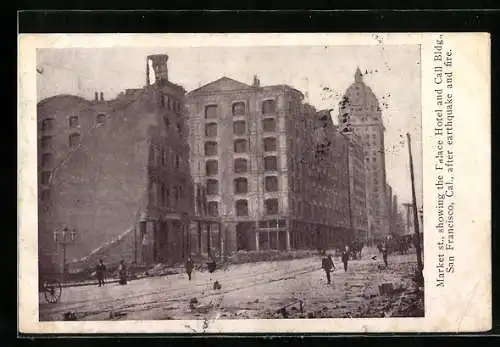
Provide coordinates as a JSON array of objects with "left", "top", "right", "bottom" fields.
[{"left": 39, "top": 247, "right": 423, "bottom": 321}]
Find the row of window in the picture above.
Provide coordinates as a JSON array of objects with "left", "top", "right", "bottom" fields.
[
  {"left": 205, "top": 175, "right": 279, "bottom": 195},
  {"left": 204, "top": 100, "right": 277, "bottom": 119},
  {"left": 150, "top": 145, "right": 182, "bottom": 169},
  {"left": 41, "top": 114, "right": 107, "bottom": 132},
  {"left": 152, "top": 181, "right": 184, "bottom": 206},
  {"left": 160, "top": 94, "right": 182, "bottom": 114},
  {"left": 205, "top": 156, "right": 278, "bottom": 175},
  {"left": 41, "top": 133, "right": 81, "bottom": 149},
  {"left": 163, "top": 116, "right": 183, "bottom": 135},
  {"left": 205, "top": 198, "right": 279, "bottom": 217},
  {"left": 204, "top": 118, "right": 277, "bottom": 138},
  {"left": 204, "top": 137, "right": 277, "bottom": 156},
  {"left": 40, "top": 171, "right": 51, "bottom": 185}
]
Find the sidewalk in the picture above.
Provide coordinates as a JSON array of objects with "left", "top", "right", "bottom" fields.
[{"left": 60, "top": 279, "right": 120, "bottom": 288}]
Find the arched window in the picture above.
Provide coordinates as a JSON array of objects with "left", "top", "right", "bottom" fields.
[
  {"left": 235, "top": 200, "right": 249, "bottom": 216},
  {"left": 263, "top": 118, "right": 276, "bottom": 132},
  {"left": 206, "top": 179, "right": 219, "bottom": 195},
  {"left": 205, "top": 105, "right": 218, "bottom": 119},
  {"left": 41, "top": 171, "right": 51, "bottom": 185},
  {"left": 208, "top": 201, "right": 219, "bottom": 216},
  {"left": 264, "top": 156, "right": 278, "bottom": 171},
  {"left": 265, "top": 199, "right": 279, "bottom": 215},
  {"left": 69, "top": 133, "right": 80, "bottom": 147},
  {"left": 234, "top": 177, "right": 248, "bottom": 194},
  {"left": 263, "top": 137, "right": 277, "bottom": 151},
  {"left": 233, "top": 121, "right": 246, "bottom": 135},
  {"left": 41, "top": 153, "right": 53, "bottom": 168},
  {"left": 234, "top": 139, "right": 248, "bottom": 153},
  {"left": 206, "top": 160, "right": 218, "bottom": 175},
  {"left": 69, "top": 116, "right": 78, "bottom": 128},
  {"left": 205, "top": 123, "right": 218, "bottom": 137},
  {"left": 96, "top": 113, "right": 106, "bottom": 124},
  {"left": 40, "top": 135, "right": 52, "bottom": 149},
  {"left": 163, "top": 116, "right": 171, "bottom": 129},
  {"left": 204, "top": 141, "right": 218, "bottom": 156},
  {"left": 232, "top": 102, "right": 246, "bottom": 116},
  {"left": 265, "top": 176, "right": 278, "bottom": 192},
  {"left": 262, "top": 100, "right": 276, "bottom": 114},
  {"left": 41, "top": 118, "right": 54, "bottom": 131},
  {"left": 234, "top": 158, "right": 248, "bottom": 173}
]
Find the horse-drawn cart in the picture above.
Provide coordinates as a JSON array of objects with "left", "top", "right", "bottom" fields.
[{"left": 39, "top": 274, "right": 62, "bottom": 304}]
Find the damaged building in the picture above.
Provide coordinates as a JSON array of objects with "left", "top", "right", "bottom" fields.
[
  {"left": 186, "top": 76, "right": 365, "bottom": 254},
  {"left": 37, "top": 54, "right": 204, "bottom": 272}
]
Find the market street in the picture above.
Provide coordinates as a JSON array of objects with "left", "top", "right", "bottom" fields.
[{"left": 39, "top": 248, "right": 423, "bottom": 321}]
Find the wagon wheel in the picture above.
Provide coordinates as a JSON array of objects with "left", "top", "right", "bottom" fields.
[{"left": 43, "top": 279, "right": 62, "bottom": 303}]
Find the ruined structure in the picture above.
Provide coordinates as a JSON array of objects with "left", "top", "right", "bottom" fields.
[
  {"left": 37, "top": 54, "right": 195, "bottom": 272},
  {"left": 186, "top": 76, "right": 360, "bottom": 254}
]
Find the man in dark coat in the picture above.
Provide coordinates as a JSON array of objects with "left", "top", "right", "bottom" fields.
[
  {"left": 185, "top": 256, "right": 194, "bottom": 280},
  {"left": 321, "top": 251, "right": 335, "bottom": 284},
  {"left": 341, "top": 246, "right": 350, "bottom": 272},
  {"left": 96, "top": 259, "right": 106, "bottom": 287}
]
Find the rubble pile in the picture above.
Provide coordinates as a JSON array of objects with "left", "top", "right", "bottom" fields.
[{"left": 228, "top": 249, "right": 318, "bottom": 264}]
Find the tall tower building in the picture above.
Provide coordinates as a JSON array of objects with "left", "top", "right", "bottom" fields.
[{"left": 339, "top": 67, "right": 388, "bottom": 241}]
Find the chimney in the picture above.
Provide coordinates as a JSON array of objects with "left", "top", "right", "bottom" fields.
[
  {"left": 94, "top": 91, "right": 99, "bottom": 101},
  {"left": 252, "top": 75, "right": 260, "bottom": 87},
  {"left": 147, "top": 54, "right": 169, "bottom": 85},
  {"left": 100, "top": 92, "right": 104, "bottom": 102}
]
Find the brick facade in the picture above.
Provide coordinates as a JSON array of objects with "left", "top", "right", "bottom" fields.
[
  {"left": 37, "top": 54, "right": 193, "bottom": 272},
  {"left": 187, "top": 76, "right": 357, "bottom": 254}
]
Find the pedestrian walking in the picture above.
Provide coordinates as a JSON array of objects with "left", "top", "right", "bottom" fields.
[
  {"left": 185, "top": 256, "right": 194, "bottom": 281},
  {"left": 382, "top": 243, "right": 389, "bottom": 268},
  {"left": 96, "top": 259, "right": 107, "bottom": 287},
  {"left": 341, "top": 246, "right": 350, "bottom": 272},
  {"left": 118, "top": 260, "right": 127, "bottom": 285},
  {"left": 321, "top": 251, "right": 335, "bottom": 284}
]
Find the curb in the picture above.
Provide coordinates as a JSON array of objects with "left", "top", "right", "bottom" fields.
[{"left": 60, "top": 279, "right": 120, "bottom": 288}]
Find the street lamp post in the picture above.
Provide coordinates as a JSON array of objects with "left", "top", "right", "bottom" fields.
[{"left": 53, "top": 227, "right": 77, "bottom": 278}]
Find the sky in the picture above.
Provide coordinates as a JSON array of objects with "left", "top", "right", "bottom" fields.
[{"left": 37, "top": 45, "right": 422, "bottom": 207}]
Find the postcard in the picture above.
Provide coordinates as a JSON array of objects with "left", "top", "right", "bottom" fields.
[{"left": 18, "top": 33, "right": 491, "bottom": 333}]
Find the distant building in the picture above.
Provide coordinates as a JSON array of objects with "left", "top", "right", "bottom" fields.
[
  {"left": 338, "top": 68, "right": 389, "bottom": 241},
  {"left": 340, "top": 131, "right": 369, "bottom": 242},
  {"left": 37, "top": 54, "right": 195, "bottom": 272},
  {"left": 186, "top": 76, "right": 353, "bottom": 254}
]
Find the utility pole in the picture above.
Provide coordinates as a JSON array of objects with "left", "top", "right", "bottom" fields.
[
  {"left": 406, "top": 133, "right": 424, "bottom": 274},
  {"left": 346, "top": 140, "right": 356, "bottom": 245},
  {"left": 402, "top": 202, "right": 413, "bottom": 234}
]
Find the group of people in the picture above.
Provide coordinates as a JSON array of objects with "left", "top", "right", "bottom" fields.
[
  {"left": 320, "top": 243, "right": 390, "bottom": 284},
  {"left": 184, "top": 256, "right": 217, "bottom": 281},
  {"left": 94, "top": 255, "right": 213, "bottom": 287},
  {"left": 95, "top": 259, "right": 128, "bottom": 287},
  {"left": 320, "top": 246, "right": 351, "bottom": 284}
]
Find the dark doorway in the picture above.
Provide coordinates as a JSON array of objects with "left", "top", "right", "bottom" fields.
[{"left": 236, "top": 222, "right": 253, "bottom": 251}]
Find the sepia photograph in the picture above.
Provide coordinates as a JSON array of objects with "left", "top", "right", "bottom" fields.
[
  {"left": 35, "top": 44, "right": 424, "bottom": 321},
  {"left": 18, "top": 33, "right": 490, "bottom": 334}
]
